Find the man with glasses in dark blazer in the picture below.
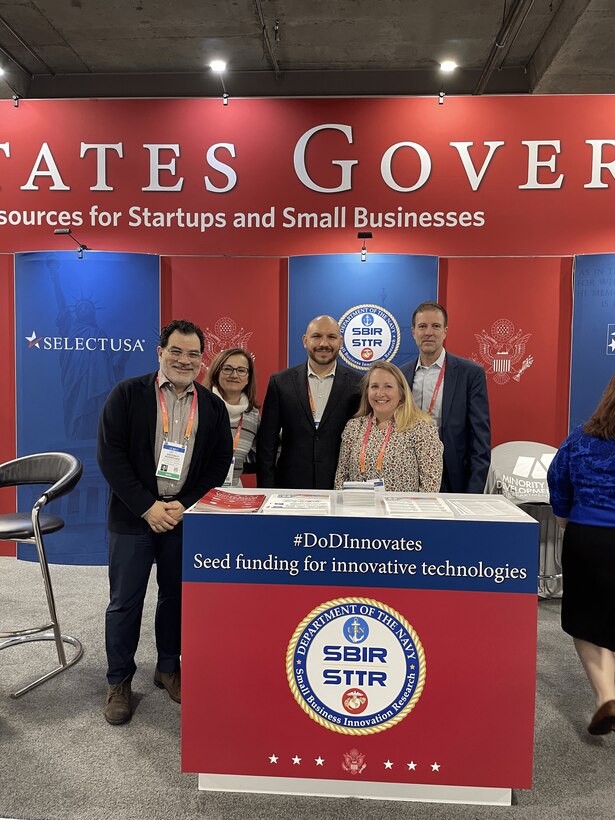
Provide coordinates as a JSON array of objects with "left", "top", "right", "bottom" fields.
[{"left": 97, "top": 319, "right": 232, "bottom": 725}]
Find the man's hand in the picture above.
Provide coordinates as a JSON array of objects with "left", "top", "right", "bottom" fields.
[
  {"left": 165, "top": 500, "right": 185, "bottom": 523},
  {"left": 144, "top": 500, "right": 180, "bottom": 533}
]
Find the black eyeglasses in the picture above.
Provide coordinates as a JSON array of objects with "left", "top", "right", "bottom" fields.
[
  {"left": 166, "top": 347, "right": 202, "bottom": 362},
  {"left": 220, "top": 365, "right": 249, "bottom": 376}
]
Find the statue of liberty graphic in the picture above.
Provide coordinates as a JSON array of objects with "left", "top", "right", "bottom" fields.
[{"left": 49, "top": 259, "right": 129, "bottom": 440}]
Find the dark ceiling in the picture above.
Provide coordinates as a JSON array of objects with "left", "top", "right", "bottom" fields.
[{"left": 0, "top": 0, "right": 613, "bottom": 101}]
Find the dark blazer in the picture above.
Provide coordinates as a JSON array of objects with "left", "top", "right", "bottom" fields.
[
  {"left": 97, "top": 372, "right": 233, "bottom": 534},
  {"left": 257, "top": 362, "right": 362, "bottom": 489},
  {"left": 401, "top": 352, "right": 491, "bottom": 493}
]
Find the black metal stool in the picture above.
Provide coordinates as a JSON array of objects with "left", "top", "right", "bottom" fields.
[{"left": 0, "top": 452, "right": 84, "bottom": 698}]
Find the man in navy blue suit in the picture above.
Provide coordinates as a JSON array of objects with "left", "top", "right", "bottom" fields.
[{"left": 400, "top": 301, "right": 491, "bottom": 493}]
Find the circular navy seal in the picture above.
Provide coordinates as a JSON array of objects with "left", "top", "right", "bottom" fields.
[
  {"left": 286, "top": 597, "right": 426, "bottom": 735},
  {"left": 338, "top": 304, "right": 401, "bottom": 371}
]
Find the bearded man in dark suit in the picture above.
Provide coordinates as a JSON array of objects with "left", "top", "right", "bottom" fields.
[
  {"left": 257, "top": 315, "right": 361, "bottom": 489},
  {"left": 97, "top": 319, "right": 232, "bottom": 725}
]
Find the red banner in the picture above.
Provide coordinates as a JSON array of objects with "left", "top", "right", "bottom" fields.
[
  {"left": 0, "top": 97, "right": 615, "bottom": 256},
  {"left": 164, "top": 256, "right": 288, "bottom": 405},
  {"left": 440, "top": 257, "right": 573, "bottom": 447}
]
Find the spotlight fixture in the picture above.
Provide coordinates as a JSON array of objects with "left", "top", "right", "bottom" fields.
[
  {"left": 53, "top": 227, "right": 89, "bottom": 260},
  {"left": 12, "top": 94, "right": 20, "bottom": 108},
  {"left": 440, "top": 60, "right": 457, "bottom": 73},
  {"left": 439, "top": 91, "right": 445, "bottom": 105},
  {"left": 209, "top": 60, "right": 230, "bottom": 105},
  {"left": 357, "top": 231, "right": 372, "bottom": 263}
]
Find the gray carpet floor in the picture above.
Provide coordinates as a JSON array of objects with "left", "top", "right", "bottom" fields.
[{"left": 1, "top": 556, "right": 614, "bottom": 820}]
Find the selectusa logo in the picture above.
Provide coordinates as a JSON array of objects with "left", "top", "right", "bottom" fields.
[{"left": 25, "top": 330, "right": 145, "bottom": 352}]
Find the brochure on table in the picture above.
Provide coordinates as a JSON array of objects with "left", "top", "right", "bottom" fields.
[{"left": 188, "top": 488, "right": 531, "bottom": 521}]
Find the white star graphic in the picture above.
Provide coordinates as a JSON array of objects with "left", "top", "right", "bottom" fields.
[
  {"left": 292, "top": 755, "right": 302, "bottom": 765},
  {"left": 407, "top": 761, "right": 417, "bottom": 770},
  {"left": 26, "top": 331, "right": 41, "bottom": 348},
  {"left": 315, "top": 757, "right": 325, "bottom": 766},
  {"left": 431, "top": 762, "right": 441, "bottom": 772},
  {"left": 268, "top": 754, "right": 278, "bottom": 764},
  {"left": 384, "top": 760, "right": 394, "bottom": 769}
]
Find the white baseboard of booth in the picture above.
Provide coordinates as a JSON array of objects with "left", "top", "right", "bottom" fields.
[{"left": 197, "top": 773, "right": 512, "bottom": 806}]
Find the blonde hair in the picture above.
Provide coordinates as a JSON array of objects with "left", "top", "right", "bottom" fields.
[{"left": 355, "top": 361, "right": 434, "bottom": 432}]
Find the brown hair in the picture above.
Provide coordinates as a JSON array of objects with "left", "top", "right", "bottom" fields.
[
  {"left": 584, "top": 374, "right": 615, "bottom": 440},
  {"left": 412, "top": 301, "right": 448, "bottom": 329},
  {"left": 204, "top": 347, "right": 260, "bottom": 411},
  {"left": 354, "top": 361, "right": 433, "bottom": 432}
]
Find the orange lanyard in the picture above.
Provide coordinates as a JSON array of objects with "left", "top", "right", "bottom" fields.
[
  {"left": 427, "top": 358, "right": 446, "bottom": 417},
  {"left": 157, "top": 378, "right": 197, "bottom": 442},
  {"left": 307, "top": 378, "right": 317, "bottom": 417},
  {"left": 359, "top": 416, "right": 394, "bottom": 474},
  {"left": 232, "top": 415, "right": 244, "bottom": 452}
]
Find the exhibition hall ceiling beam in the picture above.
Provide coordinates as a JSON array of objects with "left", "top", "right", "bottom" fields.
[
  {"left": 528, "top": 0, "right": 614, "bottom": 92},
  {"left": 0, "top": 0, "right": 610, "bottom": 100}
]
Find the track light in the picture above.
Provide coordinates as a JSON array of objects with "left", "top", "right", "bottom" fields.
[
  {"left": 53, "top": 228, "right": 89, "bottom": 260},
  {"left": 210, "top": 60, "right": 230, "bottom": 105},
  {"left": 358, "top": 231, "right": 372, "bottom": 263},
  {"left": 440, "top": 60, "right": 457, "bottom": 73},
  {"left": 439, "top": 91, "right": 445, "bottom": 105}
]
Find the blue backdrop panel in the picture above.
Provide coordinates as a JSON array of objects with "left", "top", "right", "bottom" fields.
[
  {"left": 570, "top": 255, "right": 615, "bottom": 431},
  {"left": 15, "top": 251, "right": 160, "bottom": 565},
  {"left": 288, "top": 254, "right": 438, "bottom": 368}
]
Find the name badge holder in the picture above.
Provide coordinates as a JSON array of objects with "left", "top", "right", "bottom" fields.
[
  {"left": 222, "top": 414, "right": 243, "bottom": 487},
  {"left": 155, "top": 379, "right": 197, "bottom": 482}
]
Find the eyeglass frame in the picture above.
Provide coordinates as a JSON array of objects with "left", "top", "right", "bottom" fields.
[
  {"left": 220, "top": 364, "right": 249, "bottom": 376},
  {"left": 163, "top": 346, "right": 203, "bottom": 362}
]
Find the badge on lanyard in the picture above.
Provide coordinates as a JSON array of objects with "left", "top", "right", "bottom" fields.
[
  {"left": 222, "top": 414, "right": 244, "bottom": 486},
  {"left": 307, "top": 379, "right": 321, "bottom": 429},
  {"left": 155, "top": 378, "right": 197, "bottom": 482},
  {"left": 222, "top": 456, "right": 236, "bottom": 486},
  {"left": 156, "top": 441, "right": 187, "bottom": 480}
]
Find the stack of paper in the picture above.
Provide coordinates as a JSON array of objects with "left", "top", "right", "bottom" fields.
[
  {"left": 262, "top": 493, "right": 331, "bottom": 515},
  {"left": 383, "top": 495, "right": 454, "bottom": 518},
  {"left": 341, "top": 479, "right": 384, "bottom": 507}
]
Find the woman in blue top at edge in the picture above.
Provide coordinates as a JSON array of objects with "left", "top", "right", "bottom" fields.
[{"left": 547, "top": 374, "right": 615, "bottom": 736}]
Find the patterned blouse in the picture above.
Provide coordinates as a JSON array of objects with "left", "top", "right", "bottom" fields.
[
  {"left": 334, "top": 415, "right": 443, "bottom": 493},
  {"left": 229, "top": 405, "right": 260, "bottom": 486},
  {"left": 213, "top": 387, "right": 260, "bottom": 486},
  {"left": 547, "top": 425, "right": 615, "bottom": 527}
]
